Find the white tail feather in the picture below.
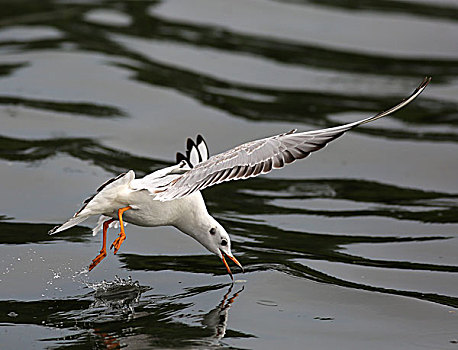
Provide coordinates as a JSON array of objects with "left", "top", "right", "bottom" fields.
[{"left": 48, "top": 214, "right": 90, "bottom": 235}]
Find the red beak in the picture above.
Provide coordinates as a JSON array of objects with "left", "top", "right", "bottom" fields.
[{"left": 220, "top": 250, "right": 244, "bottom": 280}]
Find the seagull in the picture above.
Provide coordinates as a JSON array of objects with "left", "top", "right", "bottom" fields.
[{"left": 49, "top": 77, "right": 431, "bottom": 279}]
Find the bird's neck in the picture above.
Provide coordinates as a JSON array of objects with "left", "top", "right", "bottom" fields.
[
  {"left": 172, "top": 192, "right": 212, "bottom": 238},
  {"left": 172, "top": 192, "right": 218, "bottom": 254}
]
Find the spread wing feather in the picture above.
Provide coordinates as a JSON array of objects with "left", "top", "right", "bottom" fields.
[{"left": 154, "top": 77, "right": 430, "bottom": 201}]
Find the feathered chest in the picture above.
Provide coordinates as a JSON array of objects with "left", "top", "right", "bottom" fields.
[{"left": 118, "top": 190, "right": 206, "bottom": 227}]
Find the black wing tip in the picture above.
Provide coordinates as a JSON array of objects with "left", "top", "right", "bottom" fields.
[
  {"left": 196, "top": 134, "right": 209, "bottom": 159},
  {"left": 176, "top": 134, "right": 210, "bottom": 168},
  {"left": 186, "top": 138, "right": 198, "bottom": 164},
  {"left": 186, "top": 137, "right": 196, "bottom": 151},
  {"left": 176, "top": 151, "right": 187, "bottom": 162},
  {"left": 196, "top": 134, "right": 204, "bottom": 144},
  {"left": 176, "top": 151, "right": 191, "bottom": 167}
]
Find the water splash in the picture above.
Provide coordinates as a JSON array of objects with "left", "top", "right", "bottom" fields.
[
  {"left": 86, "top": 275, "right": 140, "bottom": 294},
  {"left": 71, "top": 266, "right": 89, "bottom": 281},
  {"left": 85, "top": 276, "right": 150, "bottom": 316}
]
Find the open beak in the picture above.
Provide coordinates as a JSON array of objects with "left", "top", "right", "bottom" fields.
[{"left": 220, "top": 250, "right": 244, "bottom": 280}]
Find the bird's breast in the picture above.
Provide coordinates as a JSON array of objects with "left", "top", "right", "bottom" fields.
[{"left": 117, "top": 190, "right": 207, "bottom": 228}]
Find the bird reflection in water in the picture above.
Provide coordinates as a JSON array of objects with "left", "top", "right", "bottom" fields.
[
  {"left": 88, "top": 279, "right": 245, "bottom": 347},
  {"left": 92, "top": 328, "right": 121, "bottom": 350},
  {"left": 202, "top": 284, "right": 245, "bottom": 340}
]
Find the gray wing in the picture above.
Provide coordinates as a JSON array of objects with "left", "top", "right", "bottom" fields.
[{"left": 154, "top": 77, "right": 431, "bottom": 201}]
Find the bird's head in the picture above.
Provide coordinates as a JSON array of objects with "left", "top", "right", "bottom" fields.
[
  {"left": 177, "top": 216, "right": 243, "bottom": 280},
  {"left": 208, "top": 220, "right": 244, "bottom": 280}
]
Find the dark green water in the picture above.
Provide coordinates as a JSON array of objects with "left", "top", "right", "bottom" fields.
[{"left": 0, "top": 0, "right": 457, "bottom": 349}]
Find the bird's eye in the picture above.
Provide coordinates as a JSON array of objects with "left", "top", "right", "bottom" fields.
[
  {"left": 209, "top": 227, "right": 216, "bottom": 235},
  {"left": 221, "top": 239, "right": 228, "bottom": 246}
]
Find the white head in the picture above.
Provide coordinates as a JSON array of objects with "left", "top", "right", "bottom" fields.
[{"left": 175, "top": 215, "right": 243, "bottom": 280}]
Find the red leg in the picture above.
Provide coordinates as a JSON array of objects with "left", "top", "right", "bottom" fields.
[
  {"left": 110, "top": 206, "right": 131, "bottom": 254},
  {"left": 89, "top": 218, "right": 115, "bottom": 271}
]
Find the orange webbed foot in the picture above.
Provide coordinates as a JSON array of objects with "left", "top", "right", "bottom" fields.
[
  {"left": 89, "top": 250, "right": 107, "bottom": 271},
  {"left": 110, "top": 233, "right": 125, "bottom": 254}
]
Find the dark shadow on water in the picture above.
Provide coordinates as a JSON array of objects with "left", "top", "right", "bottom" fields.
[
  {"left": 3, "top": 0, "right": 456, "bottom": 85},
  {"left": 119, "top": 60, "right": 458, "bottom": 143},
  {"left": 274, "top": 0, "right": 458, "bottom": 22},
  {"left": 0, "top": 134, "right": 170, "bottom": 175},
  {"left": 0, "top": 221, "right": 91, "bottom": 245},
  {"left": 68, "top": 0, "right": 458, "bottom": 82},
  {"left": 137, "top": 9, "right": 458, "bottom": 82},
  {"left": 118, "top": 231, "right": 458, "bottom": 309},
  {"left": 0, "top": 63, "right": 28, "bottom": 77},
  {"left": 0, "top": 1, "right": 457, "bottom": 143},
  {"left": 0, "top": 281, "right": 251, "bottom": 348},
  {"left": 207, "top": 178, "right": 458, "bottom": 224},
  {"left": 0, "top": 96, "right": 126, "bottom": 119}
]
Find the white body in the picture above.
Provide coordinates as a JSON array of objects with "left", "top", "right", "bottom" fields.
[
  {"left": 108, "top": 185, "right": 216, "bottom": 246},
  {"left": 49, "top": 166, "right": 230, "bottom": 258},
  {"left": 118, "top": 190, "right": 206, "bottom": 228}
]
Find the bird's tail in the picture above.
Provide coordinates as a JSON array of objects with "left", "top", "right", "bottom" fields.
[{"left": 48, "top": 214, "right": 90, "bottom": 235}]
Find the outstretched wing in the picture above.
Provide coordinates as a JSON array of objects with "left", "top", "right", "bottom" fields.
[{"left": 154, "top": 77, "right": 431, "bottom": 201}]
